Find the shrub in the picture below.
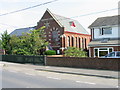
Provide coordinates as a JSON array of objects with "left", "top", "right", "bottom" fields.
[
  {"left": 44, "top": 50, "right": 56, "bottom": 55},
  {"left": 64, "top": 47, "right": 87, "bottom": 57}
]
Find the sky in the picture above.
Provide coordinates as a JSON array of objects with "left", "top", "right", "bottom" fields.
[{"left": 0, "top": 0, "right": 119, "bottom": 35}]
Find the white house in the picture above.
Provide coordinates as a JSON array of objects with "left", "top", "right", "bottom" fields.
[{"left": 88, "top": 15, "right": 120, "bottom": 57}]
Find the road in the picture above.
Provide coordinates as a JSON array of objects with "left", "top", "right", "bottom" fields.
[{"left": 1, "top": 69, "right": 118, "bottom": 88}]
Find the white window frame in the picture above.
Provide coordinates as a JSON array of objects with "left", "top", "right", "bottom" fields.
[
  {"left": 94, "top": 47, "right": 114, "bottom": 57},
  {"left": 99, "top": 27, "right": 112, "bottom": 35}
]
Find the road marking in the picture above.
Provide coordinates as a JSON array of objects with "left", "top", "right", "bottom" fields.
[
  {"left": 25, "top": 73, "right": 36, "bottom": 76},
  {"left": 116, "top": 86, "right": 119, "bottom": 88},
  {"left": 26, "top": 86, "right": 30, "bottom": 88},
  {"left": 8, "top": 70, "right": 18, "bottom": 73},
  {"left": 80, "top": 76, "right": 88, "bottom": 77},
  {"left": 76, "top": 81, "right": 96, "bottom": 85},
  {"left": 47, "top": 77, "right": 61, "bottom": 80},
  {"left": 26, "top": 86, "right": 33, "bottom": 88}
]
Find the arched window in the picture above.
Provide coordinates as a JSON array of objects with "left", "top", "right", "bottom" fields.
[
  {"left": 78, "top": 37, "right": 81, "bottom": 48},
  {"left": 67, "top": 36, "right": 70, "bottom": 47},
  {"left": 71, "top": 37, "right": 74, "bottom": 47},
  {"left": 84, "top": 38, "right": 87, "bottom": 49},
  {"left": 82, "top": 38, "right": 84, "bottom": 49},
  {"left": 76, "top": 37, "right": 77, "bottom": 47}
]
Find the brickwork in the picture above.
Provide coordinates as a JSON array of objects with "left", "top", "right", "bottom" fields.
[
  {"left": 64, "top": 31, "right": 91, "bottom": 49},
  {"left": 0, "top": 49, "right": 5, "bottom": 55},
  {"left": 36, "top": 9, "right": 91, "bottom": 54},
  {"left": 46, "top": 56, "right": 120, "bottom": 71}
]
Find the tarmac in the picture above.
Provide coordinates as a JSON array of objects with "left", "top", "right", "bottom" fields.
[{"left": 0, "top": 61, "right": 119, "bottom": 79}]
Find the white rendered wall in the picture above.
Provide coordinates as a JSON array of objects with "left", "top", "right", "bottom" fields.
[{"left": 93, "top": 26, "right": 119, "bottom": 39}]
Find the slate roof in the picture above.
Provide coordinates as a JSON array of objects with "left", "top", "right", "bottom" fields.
[
  {"left": 46, "top": 9, "right": 89, "bottom": 35},
  {"left": 10, "top": 27, "right": 35, "bottom": 36},
  {"left": 89, "top": 15, "right": 120, "bottom": 28},
  {"left": 10, "top": 9, "right": 89, "bottom": 36}
]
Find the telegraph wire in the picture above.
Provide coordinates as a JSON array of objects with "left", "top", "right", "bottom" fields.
[
  {"left": 71, "top": 7, "right": 119, "bottom": 18},
  {"left": 0, "top": 0, "right": 58, "bottom": 16},
  {"left": 0, "top": 7, "right": 119, "bottom": 28}
]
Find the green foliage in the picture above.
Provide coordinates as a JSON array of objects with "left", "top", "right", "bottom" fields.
[
  {"left": 1, "top": 30, "right": 11, "bottom": 54},
  {"left": 64, "top": 47, "right": 87, "bottom": 57},
  {"left": 1, "top": 26, "right": 48, "bottom": 55},
  {"left": 44, "top": 50, "right": 56, "bottom": 55},
  {"left": 0, "top": 39, "right": 2, "bottom": 49},
  {"left": 12, "top": 48, "right": 30, "bottom": 55}
]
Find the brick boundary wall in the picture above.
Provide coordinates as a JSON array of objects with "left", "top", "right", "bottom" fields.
[{"left": 46, "top": 57, "right": 120, "bottom": 71}]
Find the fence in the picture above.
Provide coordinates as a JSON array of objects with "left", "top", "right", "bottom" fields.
[
  {"left": 1, "top": 55, "right": 45, "bottom": 65},
  {"left": 1, "top": 55, "right": 120, "bottom": 71},
  {"left": 46, "top": 57, "right": 120, "bottom": 71}
]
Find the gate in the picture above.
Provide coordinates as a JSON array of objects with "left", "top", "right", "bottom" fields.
[{"left": 1, "top": 55, "right": 45, "bottom": 65}]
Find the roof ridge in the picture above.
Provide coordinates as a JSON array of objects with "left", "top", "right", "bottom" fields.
[
  {"left": 53, "top": 13, "right": 74, "bottom": 21},
  {"left": 89, "top": 15, "right": 119, "bottom": 28},
  {"left": 46, "top": 9, "right": 63, "bottom": 27},
  {"left": 97, "top": 15, "right": 119, "bottom": 19},
  {"left": 46, "top": 9, "right": 89, "bottom": 35},
  {"left": 15, "top": 26, "right": 35, "bottom": 30}
]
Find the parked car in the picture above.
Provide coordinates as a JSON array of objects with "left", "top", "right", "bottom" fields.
[{"left": 102, "top": 51, "right": 120, "bottom": 58}]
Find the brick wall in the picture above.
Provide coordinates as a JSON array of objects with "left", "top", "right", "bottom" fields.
[
  {"left": 0, "top": 49, "right": 5, "bottom": 55},
  {"left": 46, "top": 57, "right": 120, "bottom": 71}
]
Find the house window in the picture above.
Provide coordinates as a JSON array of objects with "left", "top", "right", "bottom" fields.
[
  {"left": 78, "top": 38, "right": 81, "bottom": 48},
  {"left": 67, "top": 36, "right": 70, "bottom": 47},
  {"left": 52, "top": 31, "right": 59, "bottom": 41},
  {"left": 99, "top": 27, "right": 112, "bottom": 35},
  {"left": 94, "top": 49, "right": 98, "bottom": 57},
  {"left": 94, "top": 47, "right": 113, "bottom": 57},
  {"left": 82, "top": 38, "right": 84, "bottom": 49},
  {"left": 76, "top": 37, "right": 77, "bottom": 47},
  {"left": 71, "top": 37, "right": 74, "bottom": 47},
  {"left": 84, "top": 38, "right": 87, "bottom": 49}
]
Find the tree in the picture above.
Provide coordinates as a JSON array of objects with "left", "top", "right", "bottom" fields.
[
  {"left": 0, "top": 39, "right": 2, "bottom": 49},
  {"left": 1, "top": 30, "right": 11, "bottom": 54},
  {"left": 28, "top": 26, "right": 48, "bottom": 55},
  {"left": 10, "top": 26, "right": 48, "bottom": 55},
  {"left": 64, "top": 47, "right": 87, "bottom": 57}
]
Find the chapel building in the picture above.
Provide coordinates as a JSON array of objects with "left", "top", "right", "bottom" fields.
[{"left": 36, "top": 9, "right": 91, "bottom": 54}]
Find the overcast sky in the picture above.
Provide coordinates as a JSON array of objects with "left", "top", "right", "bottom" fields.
[{"left": 0, "top": 0, "right": 119, "bottom": 34}]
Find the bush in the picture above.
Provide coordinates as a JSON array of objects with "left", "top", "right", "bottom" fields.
[
  {"left": 64, "top": 47, "right": 87, "bottom": 57},
  {"left": 44, "top": 50, "right": 56, "bottom": 55}
]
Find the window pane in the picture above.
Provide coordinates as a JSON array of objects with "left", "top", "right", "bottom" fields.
[
  {"left": 116, "top": 52, "right": 120, "bottom": 56},
  {"left": 99, "top": 51, "right": 108, "bottom": 57},
  {"left": 95, "top": 49, "right": 98, "bottom": 57},
  {"left": 102, "top": 27, "right": 112, "bottom": 34},
  {"left": 109, "top": 48, "right": 113, "bottom": 52},
  {"left": 99, "top": 48, "right": 107, "bottom": 50},
  {"left": 108, "top": 52, "right": 115, "bottom": 57}
]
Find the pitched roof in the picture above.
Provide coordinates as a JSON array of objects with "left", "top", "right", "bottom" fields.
[
  {"left": 10, "top": 27, "right": 35, "bottom": 36},
  {"left": 89, "top": 15, "right": 120, "bottom": 28},
  {"left": 88, "top": 38, "right": 120, "bottom": 46},
  {"left": 46, "top": 9, "right": 89, "bottom": 35}
]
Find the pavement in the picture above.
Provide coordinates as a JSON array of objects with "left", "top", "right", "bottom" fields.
[{"left": 0, "top": 61, "right": 119, "bottom": 79}]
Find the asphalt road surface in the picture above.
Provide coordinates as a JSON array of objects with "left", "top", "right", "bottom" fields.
[{"left": 1, "top": 69, "right": 118, "bottom": 88}]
